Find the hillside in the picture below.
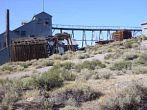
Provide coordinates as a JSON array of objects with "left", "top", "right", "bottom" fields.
[{"left": 0, "top": 37, "right": 147, "bottom": 110}]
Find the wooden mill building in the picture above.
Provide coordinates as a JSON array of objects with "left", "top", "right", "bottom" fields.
[{"left": 0, "top": 11, "right": 52, "bottom": 64}]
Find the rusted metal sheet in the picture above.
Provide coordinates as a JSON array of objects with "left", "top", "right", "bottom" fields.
[
  {"left": 112, "top": 30, "right": 132, "bottom": 41},
  {"left": 11, "top": 37, "right": 48, "bottom": 61}
]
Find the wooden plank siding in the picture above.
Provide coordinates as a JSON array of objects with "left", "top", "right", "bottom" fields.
[
  {"left": 11, "top": 37, "right": 48, "bottom": 61},
  {"left": 112, "top": 30, "right": 132, "bottom": 41}
]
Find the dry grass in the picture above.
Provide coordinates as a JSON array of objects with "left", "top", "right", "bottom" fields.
[
  {"left": 46, "top": 82, "right": 103, "bottom": 109},
  {"left": 1, "top": 38, "right": 147, "bottom": 109},
  {"left": 99, "top": 83, "right": 143, "bottom": 110}
]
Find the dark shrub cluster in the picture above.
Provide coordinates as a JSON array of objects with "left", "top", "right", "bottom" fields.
[
  {"left": 110, "top": 61, "right": 132, "bottom": 71},
  {"left": 77, "top": 60, "right": 106, "bottom": 71}
]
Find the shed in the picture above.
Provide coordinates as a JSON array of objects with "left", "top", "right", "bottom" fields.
[
  {"left": 141, "top": 22, "right": 147, "bottom": 36},
  {"left": 112, "top": 30, "right": 132, "bottom": 41},
  {"left": 11, "top": 37, "right": 48, "bottom": 61}
]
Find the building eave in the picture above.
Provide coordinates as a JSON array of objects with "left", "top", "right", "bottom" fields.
[{"left": 141, "top": 23, "right": 147, "bottom": 25}]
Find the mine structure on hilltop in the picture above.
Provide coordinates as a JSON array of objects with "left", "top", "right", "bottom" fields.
[{"left": 0, "top": 9, "right": 144, "bottom": 64}]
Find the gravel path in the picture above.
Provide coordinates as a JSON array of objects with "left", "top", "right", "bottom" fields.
[{"left": 72, "top": 53, "right": 109, "bottom": 64}]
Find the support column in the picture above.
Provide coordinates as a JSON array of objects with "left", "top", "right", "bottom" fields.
[
  {"left": 72, "top": 30, "right": 74, "bottom": 39},
  {"left": 52, "top": 29, "right": 55, "bottom": 35},
  {"left": 60, "top": 29, "right": 63, "bottom": 33},
  {"left": 82, "top": 31, "right": 84, "bottom": 47},
  {"left": 82, "top": 30, "right": 87, "bottom": 47},
  {"left": 91, "top": 31, "right": 94, "bottom": 45},
  {"left": 99, "top": 30, "right": 102, "bottom": 41},
  {"left": 107, "top": 30, "right": 111, "bottom": 40},
  {"left": 132, "top": 31, "right": 136, "bottom": 37}
]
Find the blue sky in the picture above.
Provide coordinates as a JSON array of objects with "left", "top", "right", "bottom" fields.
[{"left": 0, "top": 0, "right": 147, "bottom": 34}]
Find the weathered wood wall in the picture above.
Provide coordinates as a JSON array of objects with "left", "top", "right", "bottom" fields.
[
  {"left": 112, "top": 30, "right": 132, "bottom": 41},
  {"left": 11, "top": 37, "right": 48, "bottom": 61}
]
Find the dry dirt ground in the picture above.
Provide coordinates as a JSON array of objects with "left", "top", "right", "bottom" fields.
[
  {"left": 0, "top": 66, "right": 51, "bottom": 79},
  {"left": 79, "top": 74, "right": 147, "bottom": 109},
  {"left": 0, "top": 53, "right": 108, "bottom": 80},
  {"left": 1, "top": 38, "right": 147, "bottom": 109}
]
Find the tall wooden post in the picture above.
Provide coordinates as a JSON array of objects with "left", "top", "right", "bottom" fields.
[
  {"left": 6, "top": 9, "right": 11, "bottom": 61},
  {"left": 6, "top": 9, "right": 10, "bottom": 47}
]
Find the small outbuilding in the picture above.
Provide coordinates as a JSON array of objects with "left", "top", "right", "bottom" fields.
[
  {"left": 11, "top": 37, "right": 48, "bottom": 61},
  {"left": 141, "top": 22, "right": 147, "bottom": 36},
  {"left": 112, "top": 30, "right": 132, "bottom": 41}
]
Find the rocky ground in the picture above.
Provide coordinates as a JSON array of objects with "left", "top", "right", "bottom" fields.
[{"left": 0, "top": 37, "right": 147, "bottom": 110}]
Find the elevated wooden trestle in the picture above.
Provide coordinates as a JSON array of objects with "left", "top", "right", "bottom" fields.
[{"left": 52, "top": 24, "right": 142, "bottom": 47}]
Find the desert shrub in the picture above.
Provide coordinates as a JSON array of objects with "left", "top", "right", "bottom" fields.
[
  {"left": 41, "top": 60, "right": 54, "bottom": 67},
  {"left": 139, "top": 35, "right": 147, "bottom": 40},
  {"left": 33, "top": 62, "right": 77, "bottom": 90},
  {"left": 0, "top": 78, "right": 49, "bottom": 109},
  {"left": 77, "top": 53, "right": 90, "bottom": 59},
  {"left": 0, "top": 79, "right": 9, "bottom": 86},
  {"left": 107, "top": 48, "right": 113, "bottom": 52},
  {"left": 124, "top": 42, "right": 132, "bottom": 48},
  {"left": 33, "top": 70, "right": 63, "bottom": 91},
  {"left": 54, "top": 62, "right": 75, "bottom": 70},
  {"left": 1, "top": 66, "right": 13, "bottom": 72},
  {"left": 76, "top": 69, "right": 93, "bottom": 81},
  {"left": 76, "top": 69, "right": 112, "bottom": 81},
  {"left": 49, "top": 54, "right": 62, "bottom": 60},
  {"left": 123, "top": 39, "right": 138, "bottom": 48},
  {"left": 111, "top": 41, "right": 123, "bottom": 47},
  {"left": 104, "top": 54, "right": 113, "bottom": 60},
  {"left": 53, "top": 62, "right": 76, "bottom": 81},
  {"left": 51, "top": 62, "right": 76, "bottom": 81},
  {"left": 35, "top": 59, "right": 54, "bottom": 69},
  {"left": 47, "top": 83, "right": 102, "bottom": 109},
  {"left": 132, "top": 43, "right": 139, "bottom": 48},
  {"left": 12, "top": 99, "right": 48, "bottom": 110},
  {"left": 60, "top": 69, "right": 76, "bottom": 81},
  {"left": 23, "top": 89, "right": 39, "bottom": 100},
  {"left": 104, "top": 50, "right": 123, "bottom": 60},
  {"left": 15, "top": 61, "right": 32, "bottom": 70},
  {"left": 18, "top": 77, "right": 37, "bottom": 89},
  {"left": 99, "top": 84, "right": 143, "bottom": 110},
  {"left": 62, "top": 54, "right": 70, "bottom": 60},
  {"left": 91, "top": 69, "right": 112, "bottom": 80},
  {"left": 1, "top": 89, "right": 20, "bottom": 107},
  {"left": 124, "top": 53, "right": 138, "bottom": 61},
  {"left": 110, "top": 61, "right": 132, "bottom": 71},
  {"left": 62, "top": 51, "right": 76, "bottom": 60},
  {"left": 0, "top": 77, "right": 38, "bottom": 92},
  {"left": 62, "top": 106, "right": 80, "bottom": 110},
  {"left": 19, "top": 63, "right": 29, "bottom": 68},
  {"left": 77, "top": 60, "right": 106, "bottom": 71},
  {"left": 114, "top": 50, "right": 124, "bottom": 59},
  {"left": 97, "top": 51, "right": 103, "bottom": 54},
  {"left": 0, "top": 81, "right": 23, "bottom": 109},
  {"left": 137, "top": 52, "right": 147, "bottom": 65},
  {"left": 133, "top": 66, "right": 147, "bottom": 74}
]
